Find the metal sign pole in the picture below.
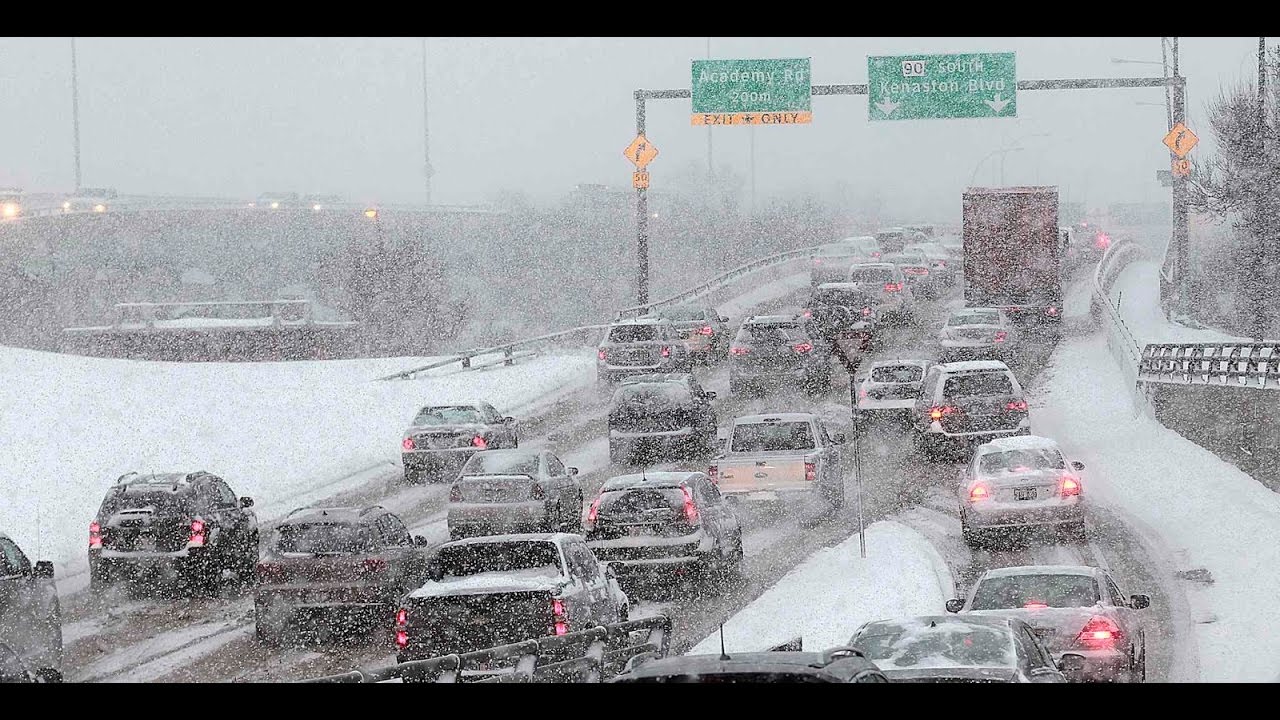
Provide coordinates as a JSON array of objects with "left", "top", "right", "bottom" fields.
[
  {"left": 635, "top": 92, "right": 650, "bottom": 307},
  {"left": 856, "top": 425, "right": 866, "bottom": 558}
]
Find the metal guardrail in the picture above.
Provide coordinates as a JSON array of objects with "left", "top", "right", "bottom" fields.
[
  {"left": 299, "top": 615, "right": 671, "bottom": 684},
  {"left": 1139, "top": 343, "right": 1280, "bottom": 388},
  {"left": 380, "top": 242, "right": 827, "bottom": 382},
  {"left": 1090, "top": 235, "right": 1148, "bottom": 371}
]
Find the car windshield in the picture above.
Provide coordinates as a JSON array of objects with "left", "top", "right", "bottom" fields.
[
  {"left": 943, "top": 372, "right": 1014, "bottom": 398},
  {"left": 871, "top": 365, "right": 923, "bottom": 383},
  {"left": 275, "top": 522, "right": 377, "bottom": 554},
  {"left": 848, "top": 267, "right": 893, "bottom": 283},
  {"left": 413, "top": 405, "right": 484, "bottom": 425},
  {"left": 948, "top": 312, "right": 1000, "bottom": 327},
  {"left": 609, "top": 324, "right": 659, "bottom": 342},
  {"left": 971, "top": 574, "right": 1101, "bottom": 610},
  {"left": 853, "top": 622, "right": 1017, "bottom": 669},
  {"left": 979, "top": 448, "right": 1066, "bottom": 474},
  {"left": 461, "top": 452, "right": 540, "bottom": 476},
  {"left": 435, "top": 541, "right": 563, "bottom": 578},
  {"left": 731, "top": 421, "right": 814, "bottom": 452}
]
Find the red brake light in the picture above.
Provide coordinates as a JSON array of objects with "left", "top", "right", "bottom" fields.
[
  {"left": 396, "top": 608, "right": 408, "bottom": 627},
  {"left": 530, "top": 483, "right": 545, "bottom": 500},
  {"left": 402, "top": 436, "right": 416, "bottom": 451},
  {"left": 586, "top": 496, "right": 601, "bottom": 528},
  {"left": 89, "top": 522, "right": 102, "bottom": 549},
  {"left": 858, "top": 385, "right": 868, "bottom": 399},
  {"left": 1060, "top": 474, "right": 1081, "bottom": 497},
  {"left": 361, "top": 557, "right": 388, "bottom": 574},
  {"left": 1045, "top": 306, "right": 1059, "bottom": 317},
  {"left": 697, "top": 325, "right": 714, "bottom": 336},
  {"left": 804, "top": 462, "right": 817, "bottom": 482},
  {"left": 883, "top": 282, "right": 902, "bottom": 292},
  {"left": 1024, "top": 601, "right": 1048, "bottom": 610},
  {"left": 708, "top": 465, "right": 719, "bottom": 485},
  {"left": 968, "top": 484, "right": 990, "bottom": 502},
  {"left": 1006, "top": 400, "right": 1028, "bottom": 412},
  {"left": 395, "top": 630, "right": 410, "bottom": 649},
  {"left": 1076, "top": 616, "right": 1122, "bottom": 648},
  {"left": 994, "top": 331, "right": 1008, "bottom": 343},
  {"left": 730, "top": 346, "right": 750, "bottom": 356},
  {"left": 449, "top": 484, "right": 462, "bottom": 502},
  {"left": 1094, "top": 233, "right": 1111, "bottom": 250},
  {"left": 681, "top": 486, "right": 700, "bottom": 523},
  {"left": 188, "top": 519, "right": 206, "bottom": 547},
  {"left": 597, "top": 349, "right": 607, "bottom": 361},
  {"left": 472, "top": 435, "right": 487, "bottom": 449},
  {"left": 861, "top": 307, "right": 872, "bottom": 317},
  {"left": 552, "top": 598, "right": 569, "bottom": 636},
  {"left": 792, "top": 342, "right": 813, "bottom": 354},
  {"left": 660, "top": 346, "right": 671, "bottom": 358},
  {"left": 802, "top": 309, "right": 812, "bottom": 319},
  {"left": 929, "top": 406, "right": 954, "bottom": 421}
]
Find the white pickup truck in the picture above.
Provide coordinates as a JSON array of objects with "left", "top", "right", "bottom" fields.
[{"left": 708, "top": 413, "right": 846, "bottom": 508}]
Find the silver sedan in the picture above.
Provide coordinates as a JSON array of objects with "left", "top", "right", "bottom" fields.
[
  {"left": 938, "top": 307, "right": 1018, "bottom": 364},
  {"left": 958, "top": 435, "right": 1086, "bottom": 548}
]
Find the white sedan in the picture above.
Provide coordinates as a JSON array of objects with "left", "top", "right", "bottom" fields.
[
  {"left": 938, "top": 307, "right": 1018, "bottom": 364},
  {"left": 958, "top": 435, "right": 1086, "bottom": 548}
]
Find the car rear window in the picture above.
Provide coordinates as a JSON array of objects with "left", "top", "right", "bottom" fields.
[
  {"left": 461, "top": 452, "right": 540, "bottom": 476},
  {"left": 942, "top": 372, "right": 1014, "bottom": 398},
  {"left": 871, "top": 365, "right": 923, "bottom": 383},
  {"left": 740, "top": 324, "right": 803, "bottom": 345},
  {"left": 978, "top": 448, "right": 1065, "bottom": 474},
  {"left": 658, "top": 307, "right": 707, "bottom": 321},
  {"left": 848, "top": 267, "right": 893, "bottom": 284},
  {"left": 598, "top": 487, "right": 686, "bottom": 515},
  {"left": 275, "top": 523, "right": 377, "bottom": 554},
  {"left": 813, "top": 289, "right": 876, "bottom": 308},
  {"left": 609, "top": 324, "right": 659, "bottom": 342},
  {"left": 436, "top": 541, "right": 563, "bottom": 578},
  {"left": 948, "top": 311, "right": 1000, "bottom": 327},
  {"left": 970, "top": 574, "right": 1101, "bottom": 610},
  {"left": 413, "top": 405, "right": 484, "bottom": 425},
  {"left": 852, "top": 623, "right": 1017, "bottom": 670},
  {"left": 100, "top": 489, "right": 190, "bottom": 517},
  {"left": 731, "top": 421, "right": 814, "bottom": 452}
]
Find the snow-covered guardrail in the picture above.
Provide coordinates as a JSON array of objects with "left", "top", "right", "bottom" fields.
[
  {"left": 381, "top": 242, "right": 829, "bottom": 381},
  {"left": 1138, "top": 342, "right": 1280, "bottom": 389},
  {"left": 1090, "top": 235, "right": 1148, "bottom": 387},
  {"left": 298, "top": 615, "right": 670, "bottom": 683}
]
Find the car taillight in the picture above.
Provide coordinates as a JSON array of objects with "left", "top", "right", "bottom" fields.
[
  {"left": 1094, "top": 233, "right": 1111, "bottom": 250},
  {"left": 1024, "top": 601, "right": 1048, "bottom": 610},
  {"left": 858, "top": 385, "right": 868, "bottom": 399},
  {"left": 402, "top": 436, "right": 416, "bottom": 451},
  {"left": 89, "top": 522, "right": 103, "bottom": 549},
  {"left": 884, "top": 282, "right": 902, "bottom": 292},
  {"left": 697, "top": 325, "right": 714, "bottom": 336},
  {"left": 994, "top": 331, "right": 1008, "bottom": 343},
  {"left": 861, "top": 307, "right": 872, "bottom": 317},
  {"left": 1006, "top": 400, "right": 1028, "bottom": 412},
  {"left": 730, "top": 346, "right": 750, "bottom": 356},
  {"left": 804, "top": 462, "right": 817, "bottom": 482},
  {"left": 188, "top": 519, "right": 206, "bottom": 547},
  {"left": 586, "top": 496, "right": 601, "bottom": 530},
  {"left": 936, "top": 260, "right": 947, "bottom": 268},
  {"left": 929, "top": 406, "right": 955, "bottom": 421},
  {"left": 801, "top": 309, "right": 813, "bottom": 319},
  {"left": 395, "top": 607, "right": 410, "bottom": 649},
  {"left": 531, "top": 484, "right": 545, "bottom": 500},
  {"left": 361, "top": 557, "right": 388, "bottom": 574},
  {"left": 680, "top": 486, "right": 700, "bottom": 523},
  {"left": 1045, "top": 306, "right": 1059, "bottom": 317},
  {"left": 1075, "top": 616, "right": 1122, "bottom": 649},
  {"left": 792, "top": 342, "right": 813, "bottom": 354},
  {"left": 256, "top": 562, "right": 284, "bottom": 584},
  {"left": 660, "top": 346, "right": 671, "bottom": 358},
  {"left": 1060, "top": 474, "right": 1081, "bottom": 497},
  {"left": 708, "top": 464, "right": 718, "bottom": 485},
  {"left": 472, "top": 435, "right": 487, "bottom": 449},
  {"left": 552, "top": 598, "right": 569, "bottom": 636},
  {"left": 449, "top": 484, "right": 462, "bottom": 502},
  {"left": 597, "top": 349, "right": 607, "bottom": 361},
  {"left": 968, "top": 484, "right": 990, "bottom": 502}
]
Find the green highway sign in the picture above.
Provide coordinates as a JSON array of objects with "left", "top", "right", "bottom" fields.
[
  {"left": 867, "top": 52, "right": 1017, "bottom": 121},
  {"left": 691, "top": 58, "right": 812, "bottom": 126}
]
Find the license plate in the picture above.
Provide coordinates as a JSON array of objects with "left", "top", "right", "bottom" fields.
[
  {"left": 1014, "top": 488, "right": 1037, "bottom": 501},
  {"left": 135, "top": 535, "right": 156, "bottom": 550}
]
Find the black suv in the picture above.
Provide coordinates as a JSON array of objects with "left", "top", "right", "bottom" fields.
[
  {"left": 89, "top": 472, "right": 259, "bottom": 596},
  {"left": 0, "top": 531, "right": 62, "bottom": 682},
  {"left": 608, "top": 374, "right": 719, "bottom": 465}
]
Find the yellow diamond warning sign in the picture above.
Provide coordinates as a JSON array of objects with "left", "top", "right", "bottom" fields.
[
  {"left": 1163, "top": 123, "right": 1199, "bottom": 158},
  {"left": 623, "top": 134, "right": 658, "bottom": 169}
]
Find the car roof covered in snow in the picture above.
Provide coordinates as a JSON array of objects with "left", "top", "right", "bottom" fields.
[
  {"left": 619, "top": 373, "right": 693, "bottom": 386},
  {"left": 847, "top": 262, "right": 896, "bottom": 270},
  {"left": 469, "top": 448, "right": 538, "bottom": 461},
  {"left": 282, "top": 506, "right": 382, "bottom": 525},
  {"left": 744, "top": 314, "right": 801, "bottom": 325},
  {"left": 611, "top": 316, "right": 669, "bottom": 326},
  {"left": 601, "top": 471, "right": 705, "bottom": 491},
  {"left": 867, "top": 358, "right": 932, "bottom": 370},
  {"left": 111, "top": 472, "right": 202, "bottom": 491},
  {"left": 439, "top": 532, "right": 577, "bottom": 548},
  {"left": 980, "top": 565, "right": 1101, "bottom": 580},
  {"left": 734, "top": 412, "right": 818, "bottom": 425},
  {"left": 856, "top": 614, "right": 1018, "bottom": 634},
  {"left": 977, "top": 436, "right": 1061, "bottom": 455},
  {"left": 613, "top": 649, "right": 880, "bottom": 682},
  {"left": 937, "top": 360, "right": 1011, "bottom": 374}
]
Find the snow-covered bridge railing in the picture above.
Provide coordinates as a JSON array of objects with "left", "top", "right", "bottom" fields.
[
  {"left": 1090, "top": 234, "right": 1148, "bottom": 387},
  {"left": 1138, "top": 343, "right": 1280, "bottom": 388},
  {"left": 298, "top": 615, "right": 671, "bottom": 683}
]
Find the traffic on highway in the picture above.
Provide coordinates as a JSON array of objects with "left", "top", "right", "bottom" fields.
[{"left": 1, "top": 37, "right": 1273, "bottom": 684}]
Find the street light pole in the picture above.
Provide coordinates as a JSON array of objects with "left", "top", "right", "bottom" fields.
[
  {"left": 421, "top": 38, "right": 433, "bottom": 207},
  {"left": 1254, "top": 37, "right": 1268, "bottom": 341},
  {"left": 70, "top": 37, "right": 81, "bottom": 192},
  {"left": 706, "top": 37, "right": 713, "bottom": 179}
]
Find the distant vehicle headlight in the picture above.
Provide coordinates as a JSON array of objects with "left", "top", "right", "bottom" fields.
[
  {"left": 312, "top": 203, "right": 322, "bottom": 211},
  {"left": 1, "top": 202, "right": 18, "bottom": 218},
  {"left": 92, "top": 203, "right": 107, "bottom": 213},
  {"left": 270, "top": 201, "right": 281, "bottom": 209},
  {"left": 62, "top": 201, "right": 72, "bottom": 211}
]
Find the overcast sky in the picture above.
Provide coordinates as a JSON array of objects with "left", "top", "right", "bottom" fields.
[{"left": 0, "top": 37, "right": 1263, "bottom": 215}]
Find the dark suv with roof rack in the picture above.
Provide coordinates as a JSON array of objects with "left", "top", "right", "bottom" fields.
[
  {"left": 253, "top": 506, "right": 433, "bottom": 645},
  {"left": 88, "top": 471, "right": 259, "bottom": 596}
]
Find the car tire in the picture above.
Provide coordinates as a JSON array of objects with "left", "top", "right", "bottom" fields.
[
  {"left": 35, "top": 668, "right": 63, "bottom": 683},
  {"left": 1134, "top": 644, "right": 1147, "bottom": 683},
  {"left": 237, "top": 532, "right": 260, "bottom": 582},
  {"left": 562, "top": 496, "right": 584, "bottom": 534},
  {"left": 89, "top": 563, "right": 110, "bottom": 595}
]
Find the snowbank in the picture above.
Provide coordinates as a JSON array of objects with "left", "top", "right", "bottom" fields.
[
  {"left": 1111, "top": 261, "right": 1243, "bottom": 344},
  {"left": 688, "top": 521, "right": 954, "bottom": 654},
  {"left": 1037, "top": 330, "right": 1280, "bottom": 682},
  {"left": 0, "top": 346, "right": 594, "bottom": 569}
]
